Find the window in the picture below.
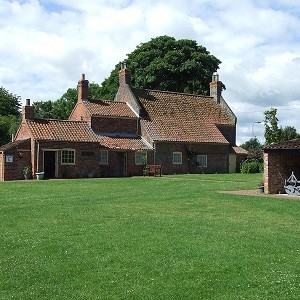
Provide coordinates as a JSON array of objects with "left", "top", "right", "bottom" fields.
[
  {"left": 197, "top": 155, "right": 207, "bottom": 167},
  {"left": 61, "top": 149, "right": 75, "bottom": 165},
  {"left": 173, "top": 152, "right": 182, "bottom": 164},
  {"left": 135, "top": 151, "right": 147, "bottom": 165},
  {"left": 100, "top": 150, "right": 108, "bottom": 165}
]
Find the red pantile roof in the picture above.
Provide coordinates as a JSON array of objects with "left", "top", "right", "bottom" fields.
[
  {"left": 133, "top": 89, "right": 233, "bottom": 143},
  {"left": 26, "top": 119, "right": 99, "bottom": 142},
  {"left": 231, "top": 146, "right": 248, "bottom": 154},
  {"left": 97, "top": 136, "right": 151, "bottom": 150},
  {"left": 83, "top": 100, "right": 137, "bottom": 118},
  {"left": 0, "top": 138, "right": 31, "bottom": 152},
  {"left": 264, "top": 138, "right": 300, "bottom": 151}
]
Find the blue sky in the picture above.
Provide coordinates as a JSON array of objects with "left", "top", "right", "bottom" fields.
[{"left": 1, "top": 0, "right": 300, "bottom": 145}]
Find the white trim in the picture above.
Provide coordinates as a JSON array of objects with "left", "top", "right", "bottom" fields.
[
  {"left": 135, "top": 150, "right": 147, "bottom": 165},
  {"left": 100, "top": 150, "right": 108, "bottom": 165},
  {"left": 61, "top": 149, "right": 76, "bottom": 165},
  {"left": 173, "top": 152, "right": 182, "bottom": 164},
  {"left": 197, "top": 155, "right": 207, "bottom": 167}
]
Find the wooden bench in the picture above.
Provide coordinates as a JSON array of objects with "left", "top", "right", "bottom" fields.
[{"left": 143, "top": 165, "right": 162, "bottom": 177}]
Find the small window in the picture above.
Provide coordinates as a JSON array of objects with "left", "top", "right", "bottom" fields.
[
  {"left": 197, "top": 155, "right": 207, "bottom": 167},
  {"left": 173, "top": 152, "right": 182, "bottom": 164},
  {"left": 61, "top": 149, "right": 75, "bottom": 165},
  {"left": 100, "top": 150, "right": 108, "bottom": 165},
  {"left": 135, "top": 151, "right": 147, "bottom": 165}
]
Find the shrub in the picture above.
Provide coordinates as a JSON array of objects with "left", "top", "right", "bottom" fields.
[{"left": 240, "top": 161, "right": 263, "bottom": 174}]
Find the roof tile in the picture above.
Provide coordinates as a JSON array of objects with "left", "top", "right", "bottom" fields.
[
  {"left": 134, "top": 89, "right": 233, "bottom": 143},
  {"left": 84, "top": 100, "right": 137, "bottom": 118},
  {"left": 26, "top": 119, "right": 99, "bottom": 142}
]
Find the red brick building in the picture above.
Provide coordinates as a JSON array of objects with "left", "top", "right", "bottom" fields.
[
  {"left": 0, "top": 68, "right": 245, "bottom": 180},
  {"left": 264, "top": 139, "right": 300, "bottom": 194}
]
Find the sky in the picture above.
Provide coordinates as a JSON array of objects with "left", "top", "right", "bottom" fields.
[{"left": 1, "top": 0, "right": 300, "bottom": 145}]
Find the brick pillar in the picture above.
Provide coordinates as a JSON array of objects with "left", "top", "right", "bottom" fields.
[
  {"left": 22, "top": 99, "right": 34, "bottom": 122},
  {"left": 78, "top": 74, "right": 89, "bottom": 101}
]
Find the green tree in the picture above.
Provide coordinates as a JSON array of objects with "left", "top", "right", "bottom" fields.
[
  {"left": 0, "top": 87, "right": 21, "bottom": 145},
  {"left": 0, "top": 87, "right": 21, "bottom": 116},
  {"left": 33, "top": 100, "right": 54, "bottom": 119},
  {"left": 33, "top": 83, "right": 103, "bottom": 120},
  {"left": 99, "top": 35, "right": 222, "bottom": 99},
  {"left": 240, "top": 137, "right": 262, "bottom": 150},
  {"left": 0, "top": 115, "right": 21, "bottom": 145},
  {"left": 264, "top": 108, "right": 282, "bottom": 144},
  {"left": 281, "top": 126, "right": 300, "bottom": 141},
  {"left": 264, "top": 108, "right": 300, "bottom": 144}
]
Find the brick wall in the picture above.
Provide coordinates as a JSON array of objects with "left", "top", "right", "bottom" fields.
[
  {"left": 264, "top": 150, "right": 300, "bottom": 194},
  {"left": 115, "top": 83, "right": 141, "bottom": 116},
  {"left": 0, "top": 141, "right": 32, "bottom": 181},
  {"left": 154, "top": 142, "right": 229, "bottom": 174},
  {"left": 91, "top": 117, "right": 138, "bottom": 135},
  {"left": 69, "top": 101, "right": 91, "bottom": 124}
]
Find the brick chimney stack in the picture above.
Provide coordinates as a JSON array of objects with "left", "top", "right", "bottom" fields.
[
  {"left": 78, "top": 73, "right": 89, "bottom": 101},
  {"left": 118, "top": 62, "right": 131, "bottom": 86},
  {"left": 209, "top": 73, "right": 223, "bottom": 104},
  {"left": 22, "top": 98, "right": 34, "bottom": 122}
]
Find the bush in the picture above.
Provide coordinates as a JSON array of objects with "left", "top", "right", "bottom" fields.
[{"left": 240, "top": 161, "right": 263, "bottom": 173}]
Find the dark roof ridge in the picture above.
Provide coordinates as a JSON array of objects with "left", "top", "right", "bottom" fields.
[
  {"left": 133, "top": 87, "right": 211, "bottom": 98},
  {"left": 27, "top": 118, "right": 88, "bottom": 124}
]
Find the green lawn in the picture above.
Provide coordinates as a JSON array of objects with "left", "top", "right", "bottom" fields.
[{"left": 1, "top": 174, "right": 300, "bottom": 299}]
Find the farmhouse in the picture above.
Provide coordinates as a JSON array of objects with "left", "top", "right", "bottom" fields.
[
  {"left": 0, "top": 67, "right": 246, "bottom": 180},
  {"left": 264, "top": 138, "right": 300, "bottom": 194}
]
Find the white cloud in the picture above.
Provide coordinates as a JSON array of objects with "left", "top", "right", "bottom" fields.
[{"left": 1, "top": 0, "right": 300, "bottom": 144}]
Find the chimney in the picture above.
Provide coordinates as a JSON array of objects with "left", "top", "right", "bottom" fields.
[
  {"left": 209, "top": 72, "right": 223, "bottom": 104},
  {"left": 22, "top": 98, "right": 34, "bottom": 122},
  {"left": 78, "top": 73, "right": 89, "bottom": 101},
  {"left": 118, "top": 62, "right": 131, "bottom": 86}
]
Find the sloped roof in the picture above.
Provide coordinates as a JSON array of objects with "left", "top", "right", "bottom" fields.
[
  {"left": 264, "top": 138, "right": 300, "bottom": 151},
  {"left": 83, "top": 100, "right": 137, "bottom": 118},
  {"left": 231, "top": 146, "right": 248, "bottom": 154},
  {"left": 98, "top": 136, "right": 151, "bottom": 150},
  {"left": 26, "top": 119, "right": 99, "bottom": 142},
  {"left": 0, "top": 138, "right": 31, "bottom": 152},
  {"left": 133, "top": 88, "right": 233, "bottom": 143}
]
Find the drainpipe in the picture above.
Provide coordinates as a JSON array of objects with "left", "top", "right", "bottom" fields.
[
  {"left": 1, "top": 151, "right": 4, "bottom": 180},
  {"left": 36, "top": 141, "right": 40, "bottom": 173},
  {"left": 153, "top": 141, "right": 156, "bottom": 165}
]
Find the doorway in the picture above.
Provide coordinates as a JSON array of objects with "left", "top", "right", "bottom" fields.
[
  {"left": 44, "top": 151, "right": 57, "bottom": 178},
  {"left": 116, "top": 152, "right": 127, "bottom": 177}
]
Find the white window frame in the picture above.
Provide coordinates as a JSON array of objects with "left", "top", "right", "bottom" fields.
[
  {"left": 61, "top": 149, "right": 76, "bottom": 165},
  {"left": 100, "top": 150, "right": 108, "bottom": 165},
  {"left": 197, "top": 155, "right": 207, "bottom": 167},
  {"left": 135, "top": 151, "right": 147, "bottom": 165},
  {"left": 173, "top": 152, "right": 182, "bottom": 164}
]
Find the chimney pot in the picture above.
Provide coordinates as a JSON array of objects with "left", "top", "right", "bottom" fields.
[
  {"left": 82, "top": 73, "right": 85, "bottom": 80},
  {"left": 26, "top": 99, "right": 31, "bottom": 106}
]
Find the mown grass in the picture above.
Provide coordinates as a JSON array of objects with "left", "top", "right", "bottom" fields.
[{"left": 1, "top": 173, "right": 300, "bottom": 299}]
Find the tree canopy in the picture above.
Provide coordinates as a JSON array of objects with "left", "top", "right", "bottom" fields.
[
  {"left": 240, "top": 137, "right": 262, "bottom": 150},
  {"left": 0, "top": 87, "right": 21, "bottom": 116},
  {"left": 99, "top": 35, "right": 222, "bottom": 99},
  {"left": 0, "top": 87, "right": 21, "bottom": 146},
  {"left": 264, "top": 108, "right": 300, "bottom": 144}
]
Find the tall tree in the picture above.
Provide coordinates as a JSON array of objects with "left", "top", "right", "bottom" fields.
[
  {"left": 240, "top": 137, "right": 262, "bottom": 150},
  {"left": 33, "top": 83, "right": 103, "bottom": 120},
  {"left": 264, "top": 108, "right": 300, "bottom": 144},
  {"left": 281, "top": 126, "right": 300, "bottom": 141},
  {"left": 99, "top": 35, "right": 222, "bottom": 99},
  {"left": 0, "top": 87, "right": 21, "bottom": 145},
  {"left": 264, "top": 108, "right": 282, "bottom": 144},
  {"left": 0, "top": 87, "right": 21, "bottom": 116}
]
